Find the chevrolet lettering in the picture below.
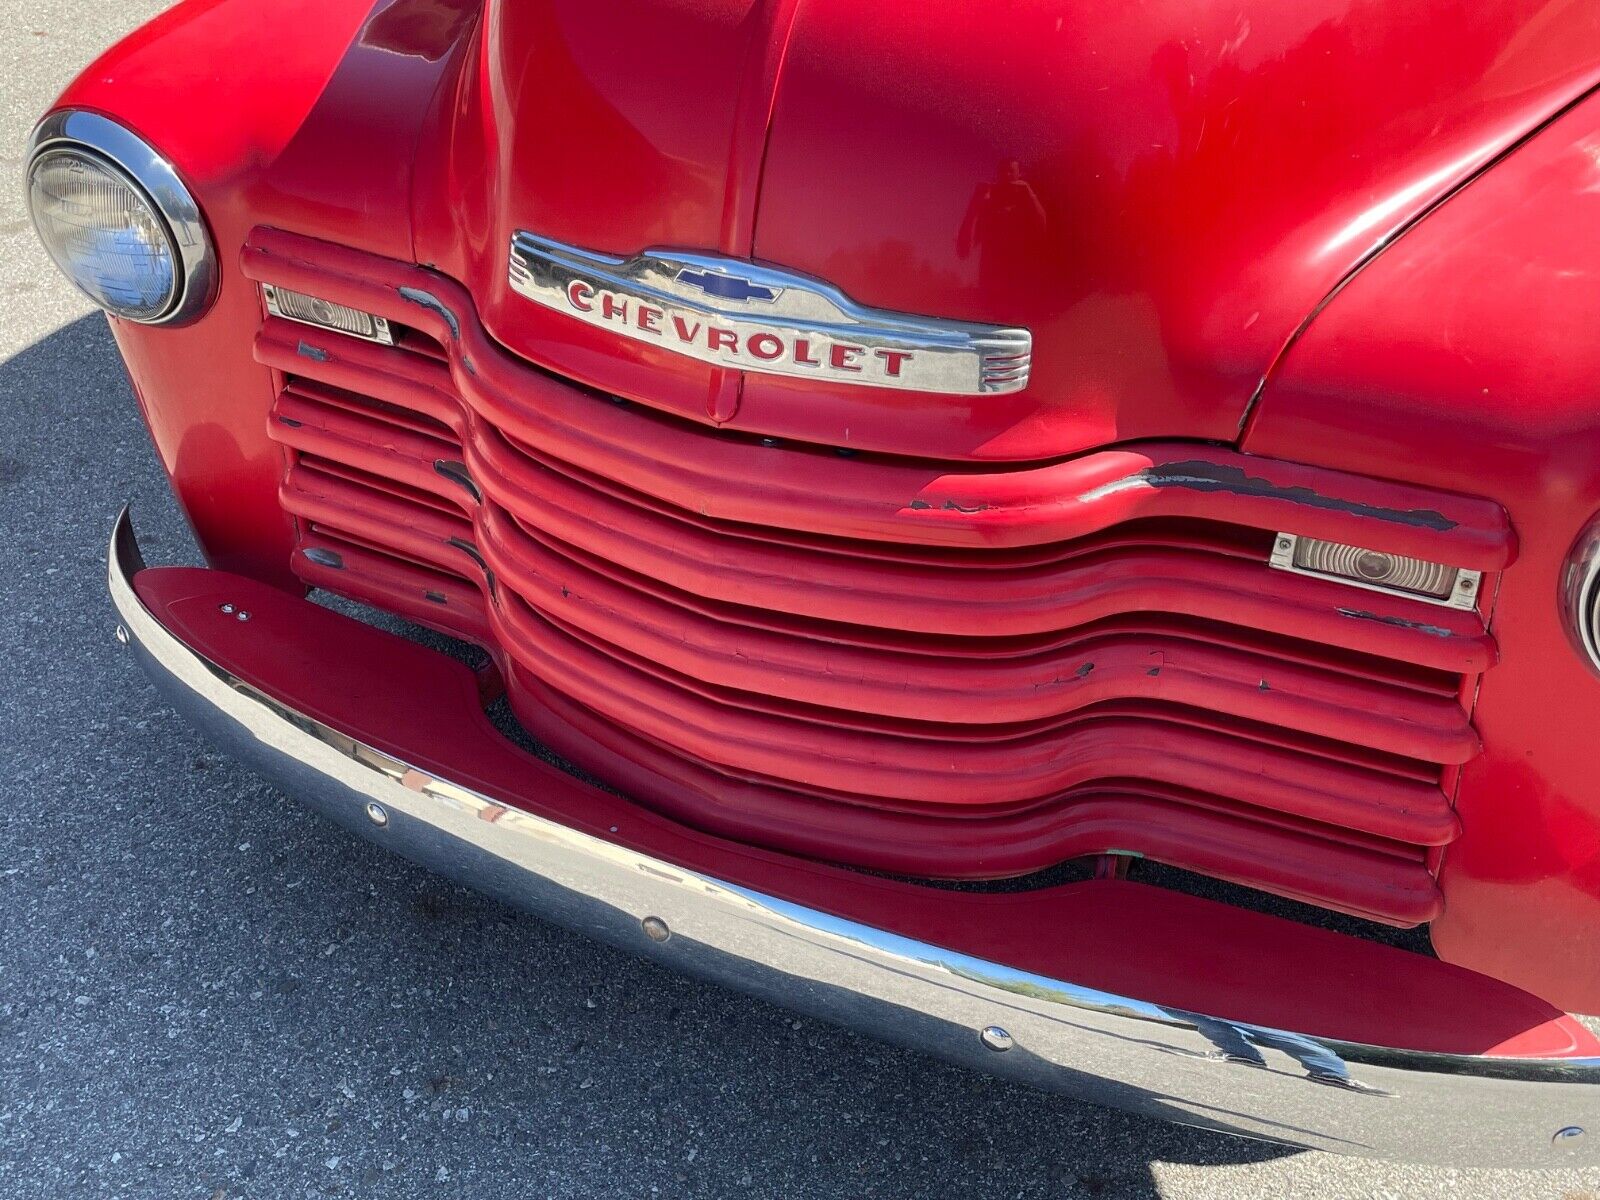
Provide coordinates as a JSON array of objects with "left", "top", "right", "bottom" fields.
[{"left": 508, "top": 232, "right": 1033, "bottom": 394}]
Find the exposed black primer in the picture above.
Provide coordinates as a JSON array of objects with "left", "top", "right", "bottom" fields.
[
  {"left": 398, "top": 287, "right": 460, "bottom": 339},
  {"left": 445, "top": 537, "right": 488, "bottom": 573},
  {"left": 908, "top": 498, "right": 991, "bottom": 513},
  {"left": 1336, "top": 608, "right": 1455, "bottom": 639},
  {"left": 434, "top": 460, "right": 481, "bottom": 503},
  {"left": 1081, "top": 460, "right": 1457, "bottom": 531}
]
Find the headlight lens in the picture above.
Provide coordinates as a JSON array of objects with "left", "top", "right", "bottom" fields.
[
  {"left": 24, "top": 111, "right": 215, "bottom": 326},
  {"left": 27, "top": 148, "right": 179, "bottom": 321}
]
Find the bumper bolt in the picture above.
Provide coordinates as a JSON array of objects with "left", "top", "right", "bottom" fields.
[
  {"left": 219, "top": 603, "right": 234, "bottom": 614},
  {"left": 981, "top": 1025, "right": 1014, "bottom": 1052},
  {"left": 641, "top": 916, "right": 670, "bottom": 943},
  {"left": 114, "top": 624, "right": 130, "bottom": 646},
  {"left": 1554, "top": 1126, "right": 1585, "bottom": 1150},
  {"left": 364, "top": 802, "right": 390, "bottom": 828}
]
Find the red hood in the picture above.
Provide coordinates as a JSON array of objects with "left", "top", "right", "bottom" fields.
[{"left": 420, "top": 0, "right": 1600, "bottom": 461}]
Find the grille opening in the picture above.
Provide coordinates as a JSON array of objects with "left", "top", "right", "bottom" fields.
[
  {"left": 854, "top": 856, "right": 1438, "bottom": 954},
  {"left": 499, "top": 505, "right": 1463, "bottom": 696},
  {"left": 304, "top": 524, "right": 475, "bottom": 586},
  {"left": 282, "top": 375, "right": 458, "bottom": 443},
  {"left": 1132, "top": 861, "right": 1436, "bottom": 954},
  {"left": 390, "top": 323, "right": 450, "bottom": 363},
  {"left": 509, "top": 585, "right": 1444, "bottom": 782},
  {"left": 297, "top": 454, "right": 469, "bottom": 520},
  {"left": 311, "top": 587, "right": 491, "bottom": 671},
  {"left": 304, "top": 585, "right": 1444, "bottom": 947}
]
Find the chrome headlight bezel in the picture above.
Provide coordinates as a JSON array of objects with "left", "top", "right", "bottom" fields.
[
  {"left": 25, "top": 110, "right": 216, "bottom": 326},
  {"left": 1562, "top": 514, "right": 1600, "bottom": 677}
]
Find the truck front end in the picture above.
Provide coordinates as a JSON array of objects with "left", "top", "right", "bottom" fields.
[{"left": 28, "top": 0, "right": 1600, "bottom": 1163}]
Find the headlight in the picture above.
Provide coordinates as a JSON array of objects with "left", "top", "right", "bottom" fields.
[{"left": 24, "top": 111, "right": 215, "bottom": 325}]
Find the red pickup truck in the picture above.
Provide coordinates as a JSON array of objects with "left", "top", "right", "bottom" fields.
[{"left": 26, "top": 0, "right": 1600, "bottom": 1165}]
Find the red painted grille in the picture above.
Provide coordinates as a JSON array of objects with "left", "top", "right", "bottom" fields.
[{"left": 246, "top": 230, "right": 1513, "bottom": 927}]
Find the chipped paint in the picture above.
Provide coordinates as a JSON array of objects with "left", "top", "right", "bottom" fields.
[
  {"left": 434, "top": 460, "right": 481, "bottom": 503},
  {"left": 445, "top": 537, "right": 488, "bottom": 573},
  {"left": 1074, "top": 662, "right": 1095, "bottom": 679},
  {"left": 398, "top": 286, "right": 461, "bottom": 339},
  {"left": 1336, "top": 607, "right": 1456, "bottom": 638},
  {"left": 296, "top": 340, "right": 330, "bottom": 363},
  {"left": 1077, "top": 460, "right": 1458, "bottom": 531},
  {"left": 908, "top": 498, "right": 992, "bottom": 514}
]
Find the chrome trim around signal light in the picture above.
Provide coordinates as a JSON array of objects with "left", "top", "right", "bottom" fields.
[
  {"left": 1269, "top": 533, "right": 1481, "bottom": 610},
  {"left": 27, "top": 109, "right": 217, "bottom": 326},
  {"left": 508, "top": 231, "right": 1032, "bottom": 395},
  {"left": 261, "top": 284, "right": 395, "bottom": 345}
]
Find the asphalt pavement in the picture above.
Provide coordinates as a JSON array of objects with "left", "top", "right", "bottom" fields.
[{"left": 4, "top": 4, "right": 1600, "bottom": 1197}]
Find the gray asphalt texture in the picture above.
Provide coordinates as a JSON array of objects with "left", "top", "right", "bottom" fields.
[{"left": 5, "top": 5, "right": 1600, "bottom": 1198}]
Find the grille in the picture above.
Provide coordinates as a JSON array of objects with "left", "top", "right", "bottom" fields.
[{"left": 249, "top": 234, "right": 1507, "bottom": 928}]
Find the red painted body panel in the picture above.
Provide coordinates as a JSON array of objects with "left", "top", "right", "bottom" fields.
[
  {"left": 744, "top": 0, "right": 1600, "bottom": 459},
  {"left": 39, "top": 0, "right": 1600, "bottom": 1009},
  {"left": 1245, "top": 88, "right": 1600, "bottom": 1013}
]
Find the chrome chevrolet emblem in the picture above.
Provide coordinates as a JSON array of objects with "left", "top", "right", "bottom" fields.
[{"left": 508, "top": 232, "right": 1031, "bottom": 395}]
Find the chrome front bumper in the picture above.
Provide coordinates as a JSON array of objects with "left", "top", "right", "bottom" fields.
[{"left": 108, "top": 509, "right": 1599, "bottom": 1167}]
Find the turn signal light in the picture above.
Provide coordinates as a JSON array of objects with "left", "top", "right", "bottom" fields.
[
  {"left": 262, "top": 283, "right": 393, "bottom": 344},
  {"left": 1270, "top": 534, "right": 1479, "bottom": 609}
]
